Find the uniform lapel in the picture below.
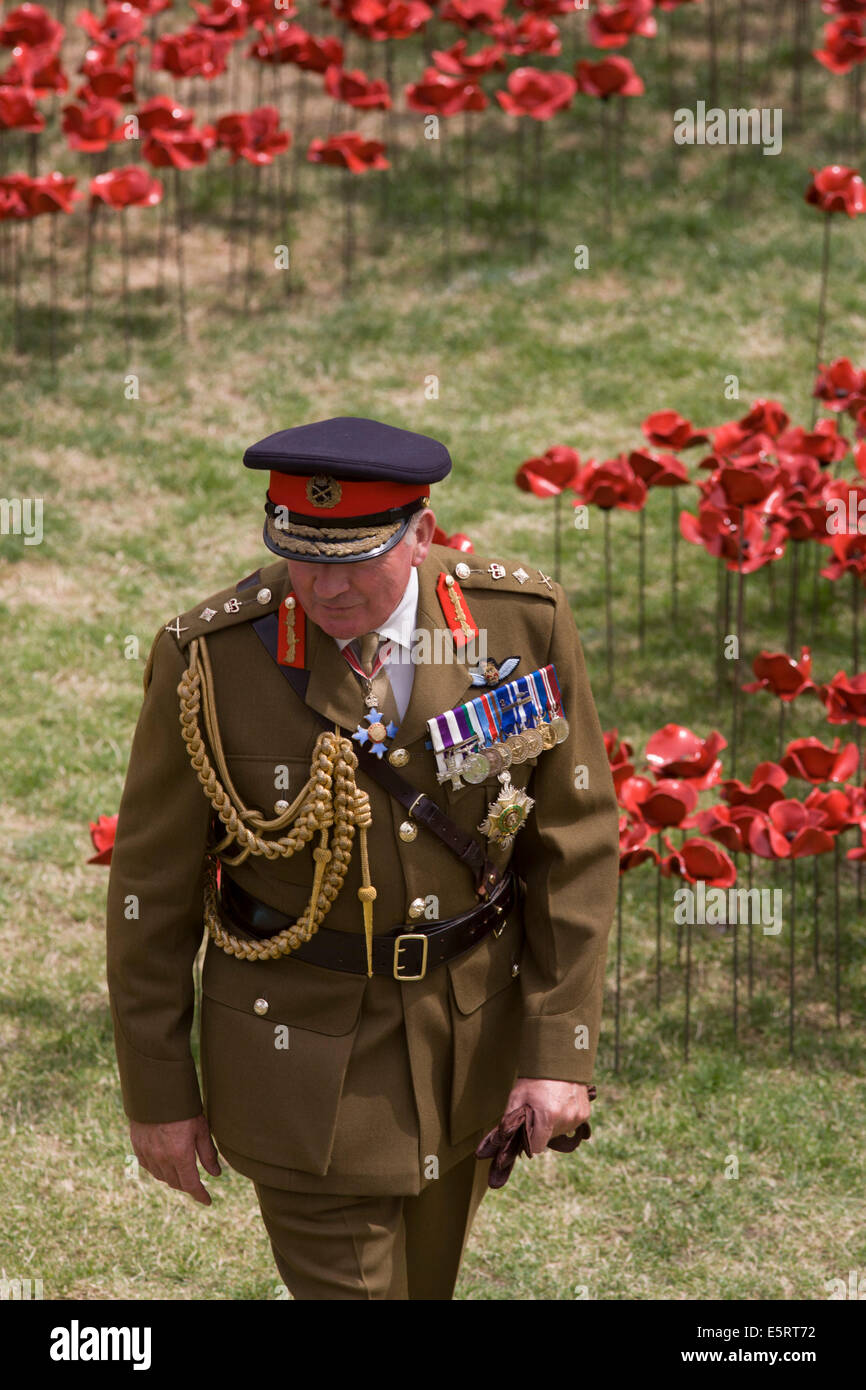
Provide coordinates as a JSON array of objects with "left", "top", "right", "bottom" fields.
[{"left": 394, "top": 553, "right": 475, "bottom": 747}]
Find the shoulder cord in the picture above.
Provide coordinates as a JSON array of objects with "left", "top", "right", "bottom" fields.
[{"left": 177, "top": 635, "right": 379, "bottom": 969}]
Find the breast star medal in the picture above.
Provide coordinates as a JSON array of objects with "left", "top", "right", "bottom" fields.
[
  {"left": 478, "top": 772, "right": 535, "bottom": 849},
  {"left": 353, "top": 708, "right": 398, "bottom": 759}
]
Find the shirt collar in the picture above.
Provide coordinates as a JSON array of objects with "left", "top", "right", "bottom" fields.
[{"left": 334, "top": 565, "right": 419, "bottom": 652}]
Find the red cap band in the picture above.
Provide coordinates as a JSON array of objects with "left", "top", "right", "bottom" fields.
[{"left": 268, "top": 472, "right": 428, "bottom": 519}]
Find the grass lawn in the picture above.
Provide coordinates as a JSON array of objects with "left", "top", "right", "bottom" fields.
[{"left": 1, "top": 3, "right": 864, "bottom": 1299}]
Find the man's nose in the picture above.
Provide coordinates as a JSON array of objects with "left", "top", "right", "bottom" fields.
[{"left": 312, "top": 565, "right": 352, "bottom": 599}]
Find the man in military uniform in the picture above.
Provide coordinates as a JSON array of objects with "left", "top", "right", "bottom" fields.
[{"left": 106, "top": 416, "right": 619, "bottom": 1300}]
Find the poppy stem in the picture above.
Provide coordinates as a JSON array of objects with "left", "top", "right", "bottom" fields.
[
  {"left": 787, "top": 538, "right": 799, "bottom": 652},
  {"left": 228, "top": 159, "right": 239, "bottom": 293},
  {"left": 812, "top": 215, "right": 832, "bottom": 427},
  {"left": 730, "top": 507, "right": 746, "bottom": 778},
  {"left": 809, "top": 537, "right": 821, "bottom": 646},
  {"left": 655, "top": 837, "right": 663, "bottom": 1009},
  {"left": 852, "top": 63, "right": 864, "bottom": 158},
  {"left": 706, "top": 0, "right": 719, "bottom": 109},
  {"left": 245, "top": 162, "right": 261, "bottom": 312},
  {"left": 778, "top": 698, "right": 786, "bottom": 760},
  {"left": 812, "top": 852, "right": 820, "bottom": 976},
  {"left": 44, "top": 212, "right": 56, "bottom": 380},
  {"left": 638, "top": 505, "right": 646, "bottom": 656},
  {"left": 795, "top": 850, "right": 800, "bottom": 1056},
  {"left": 614, "top": 875, "right": 622, "bottom": 1074},
  {"left": 684, "top": 913, "right": 692, "bottom": 1062},
  {"left": 670, "top": 486, "right": 679, "bottom": 627},
  {"left": 604, "top": 506, "right": 614, "bottom": 690},
  {"left": 173, "top": 167, "right": 187, "bottom": 343},
  {"left": 530, "top": 118, "right": 542, "bottom": 260},
  {"left": 601, "top": 99, "right": 612, "bottom": 239},
  {"left": 440, "top": 132, "right": 451, "bottom": 277},
  {"left": 747, "top": 854, "right": 754, "bottom": 1002},
  {"left": 732, "top": 859, "right": 738, "bottom": 1042},
  {"left": 463, "top": 108, "right": 472, "bottom": 234},
  {"left": 791, "top": 0, "right": 808, "bottom": 129},
  {"left": 852, "top": 569, "right": 861, "bottom": 674},
  {"left": 553, "top": 491, "right": 561, "bottom": 584},
  {"left": 833, "top": 836, "right": 841, "bottom": 1025},
  {"left": 342, "top": 166, "right": 354, "bottom": 297},
  {"left": 121, "top": 206, "right": 130, "bottom": 362}
]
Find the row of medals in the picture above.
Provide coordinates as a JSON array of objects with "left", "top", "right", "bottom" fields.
[{"left": 445, "top": 712, "right": 570, "bottom": 786}]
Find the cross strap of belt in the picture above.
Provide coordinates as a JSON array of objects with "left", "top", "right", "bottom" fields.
[
  {"left": 249, "top": 609, "right": 502, "bottom": 899},
  {"left": 219, "top": 869, "right": 516, "bottom": 979}
]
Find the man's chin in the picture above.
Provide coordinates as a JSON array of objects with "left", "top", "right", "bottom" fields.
[{"left": 312, "top": 606, "right": 367, "bottom": 639}]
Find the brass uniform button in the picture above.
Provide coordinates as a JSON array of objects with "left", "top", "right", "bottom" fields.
[
  {"left": 274, "top": 799, "right": 289, "bottom": 813},
  {"left": 253, "top": 998, "right": 269, "bottom": 1016},
  {"left": 399, "top": 820, "right": 417, "bottom": 843},
  {"left": 455, "top": 562, "right": 471, "bottom": 580},
  {"left": 407, "top": 897, "right": 426, "bottom": 920},
  {"left": 511, "top": 963, "right": 520, "bottom": 978},
  {"left": 256, "top": 587, "right": 272, "bottom": 604},
  {"left": 388, "top": 747, "right": 409, "bottom": 767}
]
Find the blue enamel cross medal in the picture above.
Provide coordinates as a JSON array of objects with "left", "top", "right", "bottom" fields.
[{"left": 353, "top": 708, "right": 398, "bottom": 759}]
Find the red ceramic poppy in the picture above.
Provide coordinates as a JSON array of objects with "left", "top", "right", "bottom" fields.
[
  {"left": 77, "top": 3, "right": 144, "bottom": 47},
  {"left": 0, "top": 41, "right": 68, "bottom": 96},
  {"left": 489, "top": 14, "right": 561, "bottom": 57},
  {"left": 645, "top": 725, "right": 727, "bottom": 789},
  {"left": 719, "top": 761, "right": 788, "bottom": 812},
  {"left": 495, "top": 66, "right": 575, "bottom": 118},
  {"left": 439, "top": 0, "right": 507, "bottom": 29},
  {"left": 87, "top": 812, "right": 118, "bottom": 865},
  {"left": 215, "top": 106, "right": 291, "bottom": 163},
  {"left": 574, "top": 55, "right": 644, "bottom": 97},
  {"left": 142, "top": 123, "right": 216, "bottom": 169},
  {"left": 515, "top": 445, "right": 580, "bottom": 497},
  {"left": 619, "top": 817, "right": 659, "bottom": 872},
  {"left": 90, "top": 164, "right": 163, "bottom": 208},
  {"left": 192, "top": 0, "right": 250, "bottom": 35},
  {"left": 249, "top": 23, "right": 339, "bottom": 69},
  {"left": 21, "top": 171, "right": 80, "bottom": 214},
  {"left": 577, "top": 455, "right": 647, "bottom": 510},
  {"left": 62, "top": 96, "right": 124, "bottom": 152},
  {"left": 151, "top": 28, "right": 235, "bottom": 79},
  {"left": 661, "top": 835, "right": 738, "bottom": 887},
  {"left": 819, "top": 671, "right": 866, "bottom": 725},
  {"left": 633, "top": 779, "right": 699, "bottom": 830},
  {"left": 821, "top": 528, "right": 866, "bottom": 580},
  {"left": 814, "top": 15, "right": 866, "bottom": 73},
  {"left": 814, "top": 356, "right": 866, "bottom": 413},
  {"left": 628, "top": 449, "right": 690, "bottom": 487},
  {"left": 433, "top": 39, "right": 506, "bottom": 76},
  {"left": 78, "top": 48, "right": 136, "bottom": 102},
  {"left": 805, "top": 164, "right": 866, "bottom": 216},
  {"left": 405, "top": 67, "right": 487, "bottom": 115},
  {"left": 692, "top": 804, "right": 758, "bottom": 855},
  {"left": 307, "top": 131, "right": 390, "bottom": 172},
  {"left": 640, "top": 409, "right": 707, "bottom": 451},
  {"left": 0, "top": 87, "right": 45, "bottom": 131},
  {"left": 0, "top": 173, "right": 32, "bottom": 220},
  {"left": 742, "top": 647, "right": 815, "bottom": 702},
  {"left": 747, "top": 803, "right": 835, "bottom": 859},
  {"left": 0, "top": 4, "right": 64, "bottom": 50},
  {"left": 781, "top": 736, "right": 859, "bottom": 784},
  {"left": 137, "top": 96, "right": 195, "bottom": 132},
  {"left": 325, "top": 65, "right": 392, "bottom": 110},
  {"left": 803, "top": 786, "right": 858, "bottom": 833},
  {"left": 680, "top": 499, "right": 787, "bottom": 572},
  {"left": 588, "top": 1, "right": 657, "bottom": 50},
  {"left": 431, "top": 526, "right": 474, "bottom": 552}
]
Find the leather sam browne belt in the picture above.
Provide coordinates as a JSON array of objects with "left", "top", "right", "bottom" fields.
[{"left": 218, "top": 870, "right": 517, "bottom": 981}]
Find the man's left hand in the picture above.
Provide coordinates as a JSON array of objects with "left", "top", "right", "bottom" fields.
[{"left": 502, "top": 1078, "right": 592, "bottom": 1154}]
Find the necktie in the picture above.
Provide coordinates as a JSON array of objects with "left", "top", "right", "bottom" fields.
[{"left": 355, "top": 631, "right": 400, "bottom": 729}]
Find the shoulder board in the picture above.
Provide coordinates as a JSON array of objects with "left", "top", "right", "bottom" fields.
[
  {"left": 161, "top": 557, "right": 289, "bottom": 649},
  {"left": 430, "top": 543, "right": 559, "bottom": 599}
]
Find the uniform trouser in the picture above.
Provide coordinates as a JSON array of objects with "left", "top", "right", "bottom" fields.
[{"left": 254, "top": 1152, "right": 492, "bottom": 1300}]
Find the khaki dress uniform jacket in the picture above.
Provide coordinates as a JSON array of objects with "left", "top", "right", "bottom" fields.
[{"left": 106, "top": 543, "right": 619, "bottom": 1197}]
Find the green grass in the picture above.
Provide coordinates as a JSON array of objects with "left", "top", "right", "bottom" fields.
[{"left": 1, "top": 2, "right": 865, "bottom": 1300}]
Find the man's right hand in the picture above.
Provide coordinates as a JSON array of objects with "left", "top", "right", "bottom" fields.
[{"left": 129, "top": 1113, "right": 222, "bottom": 1206}]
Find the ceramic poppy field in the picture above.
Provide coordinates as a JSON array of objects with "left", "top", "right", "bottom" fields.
[{"left": 2, "top": 0, "right": 865, "bottom": 1302}]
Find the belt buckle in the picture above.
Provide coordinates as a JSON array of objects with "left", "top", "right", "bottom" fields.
[{"left": 393, "top": 932, "right": 429, "bottom": 981}]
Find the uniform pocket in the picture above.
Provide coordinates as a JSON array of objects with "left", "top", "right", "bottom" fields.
[{"left": 200, "top": 943, "right": 367, "bottom": 1175}]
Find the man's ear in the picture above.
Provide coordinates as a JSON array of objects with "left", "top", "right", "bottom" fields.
[{"left": 410, "top": 508, "right": 436, "bottom": 566}]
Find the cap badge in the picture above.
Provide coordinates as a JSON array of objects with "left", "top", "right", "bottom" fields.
[{"left": 306, "top": 474, "right": 342, "bottom": 509}]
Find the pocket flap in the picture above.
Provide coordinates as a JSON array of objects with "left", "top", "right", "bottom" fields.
[
  {"left": 447, "top": 911, "right": 522, "bottom": 1015},
  {"left": 202, "top": 938, "right": 367, "bottom": 1036}
]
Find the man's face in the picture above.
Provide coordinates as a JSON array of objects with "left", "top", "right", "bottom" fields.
[{"left": 287, "top": 509, "right": 436, "bottom": 640}]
